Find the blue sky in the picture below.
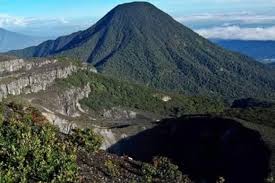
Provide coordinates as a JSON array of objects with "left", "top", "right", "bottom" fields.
[
  {"left": 1, "top": 0, "right": 275, "bottom": 17},
  {"left": 1, "top": 0, "right": 275, "bottom": 40}
]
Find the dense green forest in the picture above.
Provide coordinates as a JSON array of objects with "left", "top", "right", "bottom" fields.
[
  {"left": 56, "top": 71, "right": 225, "bottom": 117},
  {"left": 223, "top": 99, "right": 275, "bottom": 129}
]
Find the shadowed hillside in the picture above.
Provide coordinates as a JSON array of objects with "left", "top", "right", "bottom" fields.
[{"left": 108, "top": 116, "right": 271, "bottom": 183}]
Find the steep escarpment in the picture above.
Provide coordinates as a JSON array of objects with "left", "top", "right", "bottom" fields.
[
  {"left": 27, "top": 84, "right": 92, "bottom": 133},
  {"left": 0, "top": 58, "right": 77, "bottom": 101},
  {"left": 0, "top": 56, "right": 84, "bottom": 133},
  {"left": 0, "top": 55, "right": 56, "bottom": 74},
  {"left": 56, "top": 84, "right": 91, "bottom": 116},
  {"left": 0, "top": 58, "right": 25, "bottom": 74}
]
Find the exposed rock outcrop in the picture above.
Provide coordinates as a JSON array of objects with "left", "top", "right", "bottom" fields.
[
  {"left": 0, "top": 56, "right": 159, "bottom": 158},
  {"left": 57, "top": 84, "right": 91, "bottom": 117},
  {"left": 0, "top": 58, "right": 25, "bottom": 74},
  {"left": 42, "top": 110, "right": 77, "bottom": 134},
  {"left": 93, "top": 127, "right": 117, "bottom": 150},
  {"left": 0, "top": 58, "right": 77, "bottom": 101},
  {"left": 103, "top": 107, "right": 137, "bottom": 120},
  {"left": 0, "top": 58, "right": 57, "bottom": 75}
]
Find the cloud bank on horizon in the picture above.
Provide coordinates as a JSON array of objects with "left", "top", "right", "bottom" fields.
[
  {"left": 196, "top": 26, "right": 275, "bottom": 40},
  {"left": 0, "top": 0, "right": 275, "bottom": 40},
  {"left": 178, "top": 12, "right": 275, "bottom": 40}
]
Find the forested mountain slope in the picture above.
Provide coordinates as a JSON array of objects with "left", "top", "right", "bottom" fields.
[{"left": 8, "top": 2, "right": 275, "bottom": 100}]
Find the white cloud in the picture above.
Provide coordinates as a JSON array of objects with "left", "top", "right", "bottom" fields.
[
  {"left": 0, "top": 13, "right": 97, "bottom": 37},
  {"left": 196, "top": 25, "right": 275, "bottom": 40},
  {"left": 0, "top": 14, "right": 28, "bottom": 27},
  {"left": 0, "top": 14, "right": 71, "bottom": 28},
  {"left": 175, "top": 11, "right": 275, "bottom": 40},
  {"left": 2, "top": 7, "right": 275, "bottom": 40},
  {"left": 0, "top": 13, "right": 90, "bottom": 37},
  {"left": 176, "top": 12, "right": 275, "bottom": 24}
]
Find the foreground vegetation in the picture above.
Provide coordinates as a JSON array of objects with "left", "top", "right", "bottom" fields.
[
  {"left": 141, "top": 157, "right": 192, "bottom": 183},
  {"left": 0, "top": 102, "right": 104, "bottom": 182},
  {"left": 0, "top": 100, "right": 273, "bottom": 182},
  {"left": 0, "top": 103, "right": 78, "bottom": 182},
  {"left": 0, "top": 102, "right": 196, "bottom": 182}
]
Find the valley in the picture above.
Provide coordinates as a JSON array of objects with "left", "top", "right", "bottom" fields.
[
  {"left": 0, "top": 54, "right": 274, "bottom": 182},
  {"left": 0, "top": 56, "right": 224, "bottom": 146}
]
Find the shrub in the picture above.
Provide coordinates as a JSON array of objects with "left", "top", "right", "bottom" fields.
[
  {"left": 141, "top": 156, "right": 192, "bottom": 183},
  {"left": 104, "top": 159, "right": 120, "bottom": 177},
  {"left": 70, "top": 128, "right": 103, "bottom": 152},
  {"left": 0, "top": 103, "right": 78, "bottom": 182}
]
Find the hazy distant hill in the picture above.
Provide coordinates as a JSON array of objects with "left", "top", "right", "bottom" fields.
[
  {"left": 8, "top": 2, "right": 275, "bottom": 100},
  {"left": 213, "top": 39, "right": 275, "bottom": 62},
  {"left": 0, "top": 28, "right": 47, "bottom": 52}
]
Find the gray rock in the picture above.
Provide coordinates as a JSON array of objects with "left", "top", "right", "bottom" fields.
[
  {"left": 0, "top": 59, "right": 77, "bottom": 101},
  {"left": 57, "top": 84, "right": 91, "bottom": 117}
]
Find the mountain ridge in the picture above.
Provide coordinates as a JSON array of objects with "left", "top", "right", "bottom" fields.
[
  {"left": 0, "top": 28, "right": 48, "bottom": 52},
  {"left": 212, "top": 39, "right": 275, "bottom": 62},
  {"left": 7, "top": 2, "right": 275, "bottom": 100}
]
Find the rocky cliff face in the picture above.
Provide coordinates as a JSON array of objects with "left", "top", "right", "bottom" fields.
[
  {"left": 0, "top": 57, "right": 56, "bottom": 75},
  {"left": 103, "top": 107, "right": 137, "bottom": 120},
  {"left": 0, "top": 56, "right": 92, "bottom": 134},
  {"left": 0, "top": 56, "right": 158, "bottom": 151},
  {"left": 0, "top": 58, "right": 25, "bottom": 74},
  {"left": 42, "top": 110, "right": 77, "bottom": 134},
  {"left": 56, "top": 84, "right": 91, "bottom": 117},
  {"left": 0, "top": 58, "right": 77, "bottom": 101}
]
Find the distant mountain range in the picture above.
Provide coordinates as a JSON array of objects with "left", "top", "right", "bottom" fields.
[
  {"left": 0, "top": 28, "right": 48, "bottom": 52},
  {"left": 8, "top": 2, "right": 275, "bottom": 100},
  {"left": 213, "top": 39, "right": 275, "bottom": 63}
]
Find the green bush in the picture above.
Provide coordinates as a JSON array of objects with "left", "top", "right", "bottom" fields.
[
  {"left": 104, "top": 159, "right": 120, "bottom": 177},
  {"left": 70, "top": 128, "right": 103, "bottom": 152},
  {"left": 0, "top": 103, "right": 78, "bottom": 182},
  {"left": 222, "top": 106, "right": 275, "bottom": 128},
  {"left": 141, "top": 156, "right": 191, "bottom": 183}
]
